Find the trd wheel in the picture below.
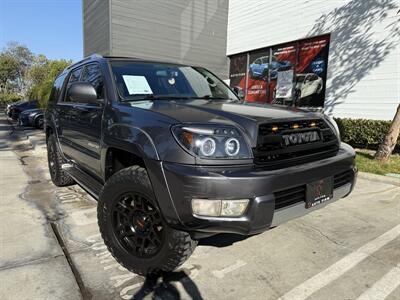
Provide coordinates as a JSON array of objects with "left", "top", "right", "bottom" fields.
[
  {"left": 112, "top": 192, "right": 165, "bottom": 258},
  {"left": 98, "top": 166, "right": 197, "bottom": 275},
  {"left": 47, "top": 135, "right": 75, "bottom": 187}
]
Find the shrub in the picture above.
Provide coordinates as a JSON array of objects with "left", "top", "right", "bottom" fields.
[
  {"left": 0, "top": 93, "right": 23, "bottom": 106},
  {"left": 335, "top": 118, "right": 399, "bottom": 152}
]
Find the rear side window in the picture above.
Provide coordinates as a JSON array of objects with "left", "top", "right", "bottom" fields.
[
  {"left": 81, "top": 63, "right": 104, "bottom": 99},
  {"left": 49, "top": 73, "right": 67, "bottom": 103}
]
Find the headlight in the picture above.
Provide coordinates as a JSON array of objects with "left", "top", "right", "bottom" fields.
[
  {"left": 172, "top": 124, "right": 252, "bottom": 159},
  {"left": 325, "top": 115, "right": 341, "bottom": 141}
]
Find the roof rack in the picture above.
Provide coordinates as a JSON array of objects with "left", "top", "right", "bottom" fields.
[{"left": 64, "top": 53, "right": 103, "bottom": 71}]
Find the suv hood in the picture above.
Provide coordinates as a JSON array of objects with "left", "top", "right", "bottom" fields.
[{"left": 131, "top": 100, "right": 321, "bottom": 147}]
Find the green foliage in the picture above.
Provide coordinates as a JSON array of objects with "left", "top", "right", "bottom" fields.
[
  {"left": 28, "top": 59, "right": 71, "bottom": 108},
  {"left": 1, "top": 42, "right": 34, "bottom": 94},
  {"left": 356, "top": 150, "right": 400, "bottom": 175},
  {"left": 0, "top": 41, "right": 72, "bottom": 108},
  {"left": 335, "top": 118, "right": 400, "bottom": 151},
  {"left": 0, "top": 54, "right": 19, "bottom": 91},
  {"left": 0, "top": 93, "right": 23, "bottom": 105}
]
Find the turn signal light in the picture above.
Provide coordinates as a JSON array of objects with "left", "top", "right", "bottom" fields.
[{"left": 292, "top": 123, "right": 300, "bottom": 129}]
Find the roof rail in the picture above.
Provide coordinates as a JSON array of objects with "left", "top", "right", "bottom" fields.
[{"left": 64, "top": 53, "right": 103, "bottom": 71}]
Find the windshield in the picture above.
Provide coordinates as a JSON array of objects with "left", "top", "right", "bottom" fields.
[{"left": 110, "top": 61, "right": 238, "bottom": 101}]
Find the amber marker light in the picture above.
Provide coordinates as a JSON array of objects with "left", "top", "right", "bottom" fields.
[
  {"left": 182, "top": 131, "right": 193, "bottom": 145},
  {"left": 272, "top": 126, "right": 279, "bottom": 132},
  {"left": 310, "top": 121, "right": 317, "bottom": 127},
  {"left": 292, "top": 123, "right": 299, "bottom": 129}
]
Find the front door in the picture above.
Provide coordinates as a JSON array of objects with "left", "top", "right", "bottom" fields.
[
  {"left": 68, "top": 63, "right": 105, "bottom": 178},
  {"left": 60, "top": 63, "right": 105, "bottom": 179}
]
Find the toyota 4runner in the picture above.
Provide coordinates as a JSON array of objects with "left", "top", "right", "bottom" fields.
[{"left": 45, "top": 54, "right": 357, "bottom": 275}]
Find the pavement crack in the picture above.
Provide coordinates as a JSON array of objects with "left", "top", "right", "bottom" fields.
[
  {"left": 298, "top": 221, "right": 344, "bottom": 247},
  {"left": 50, "top": 221, "right": 93, "bottom": 300},
  {"left": 0, "top": 254, "right": 66, "bottom": 271}
]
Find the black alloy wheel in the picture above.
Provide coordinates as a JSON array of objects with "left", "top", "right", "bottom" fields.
[
  {"left": 98, "top": 165, "right": 197, "bottom": 275},
  {"left": 112, "top": 192, "right": 164, "bottom": 258}
]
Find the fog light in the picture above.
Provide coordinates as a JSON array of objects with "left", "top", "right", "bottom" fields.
[
  {"left": 221, "top": 199, "right": 249, "bottom": 216},
  {"left": 192, "top": 199, "right": 221, "bottom": 217},
  {"left": 191, "top": 199, "right": 249, "bottom": 217}
]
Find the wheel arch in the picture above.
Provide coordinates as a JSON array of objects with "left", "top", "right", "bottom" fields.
[{"left": 103, "top": 146, "right": 147, "bottom": 181}]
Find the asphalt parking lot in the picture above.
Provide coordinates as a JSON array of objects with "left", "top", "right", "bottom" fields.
[{"left": 0, "top": 115, "right": 399, "bottom": 300}]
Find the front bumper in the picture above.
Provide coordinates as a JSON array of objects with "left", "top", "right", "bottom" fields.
[{"left": 146, "top": 143, "right": 357, "bottom": 236}]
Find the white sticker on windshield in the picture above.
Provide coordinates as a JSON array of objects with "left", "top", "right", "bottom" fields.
[{"left": 122, "top": 75, "right": 153, "bottom": 95}]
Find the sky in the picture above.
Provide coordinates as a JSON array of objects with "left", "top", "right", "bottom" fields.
[{"left": 0, "top": 0, "right": 83, "bottom": 62}]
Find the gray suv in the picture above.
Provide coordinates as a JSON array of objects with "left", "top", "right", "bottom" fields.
[{"left": 45, "top": 54, "right": 357, "bottom": 275}]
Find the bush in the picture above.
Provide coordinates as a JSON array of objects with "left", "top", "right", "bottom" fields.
[
  {"left": 0, "top": 93, "right": 23, "bottom": 106},
  {"left": 335, "top": 118, "right": 399, "bottom": 152}
]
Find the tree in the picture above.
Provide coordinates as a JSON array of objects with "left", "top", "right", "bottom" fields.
[
  {"left": 27, "top": 54, "right": 49, "bottom": 86},
  {"left": 374, "top": 104, "right": 400, "bottom": 162},
  {"left": 0, "top": 54, "right": 19, "bottom": 93},
  {"left": 28, "top": 59, "right": 71, "bottom": 107},
  {"left": 2, "top": 41, "right": 33, "bottom": 94}
]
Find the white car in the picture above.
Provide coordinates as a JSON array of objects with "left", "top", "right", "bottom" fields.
[{"left": 295, "top": 73, "right": 323, "bottom": 98}]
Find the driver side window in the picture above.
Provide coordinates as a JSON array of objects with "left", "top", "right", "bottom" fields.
[
  {"left": 81, "top": 63, "right": 104, "bottom": 99},
  {"left": 63, "top": 67, "right": 82, "bottom": 102}
]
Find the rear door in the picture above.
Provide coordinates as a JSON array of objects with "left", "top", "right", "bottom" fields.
[{"left": 64, "top": 63, "right": 105, "bottom": 178}]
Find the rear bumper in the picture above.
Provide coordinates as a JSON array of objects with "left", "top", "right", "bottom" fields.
[{"left": 146, "top": 143, "right": 357, "bottom": 236}]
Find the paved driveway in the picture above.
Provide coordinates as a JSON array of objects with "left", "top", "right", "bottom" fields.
[{"left": 1, "top": 116, "right": 399, "bottom": 300}]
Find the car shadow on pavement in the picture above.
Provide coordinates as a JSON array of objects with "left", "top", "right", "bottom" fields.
[
  {"left": 198, "top": 233, "right": 253, "bottom": 247},
  {"left": 131, "top": 270, "right": 203, "bottom": 300}
]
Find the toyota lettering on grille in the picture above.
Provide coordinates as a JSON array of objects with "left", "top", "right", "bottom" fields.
[{"left": 282, "top": 131, "right": 320, "bottom": 146}]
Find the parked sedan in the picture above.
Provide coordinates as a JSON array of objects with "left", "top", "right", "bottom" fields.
[
  {"left": 18, "top": 108, "right": 44, "bottom": 129},
  {"left": 8, "top": 100, "right": 38, "bottom": 120},
  {"left": 5, "top": 100, "right": 25, "bottom": 117}
]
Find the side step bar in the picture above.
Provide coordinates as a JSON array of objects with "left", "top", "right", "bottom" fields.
[{"left": 63, "top": 164, "right": 103, "bottom": 200}]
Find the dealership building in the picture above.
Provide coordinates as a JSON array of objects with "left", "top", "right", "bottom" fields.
[{"left": 83, "top": 0, "right": 399, "bottom": 120}]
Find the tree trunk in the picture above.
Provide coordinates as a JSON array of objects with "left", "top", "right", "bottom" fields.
[{"left": 374, "top": 103, "right": 400, "bottom": 162}]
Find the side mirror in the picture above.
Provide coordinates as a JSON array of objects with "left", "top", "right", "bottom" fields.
[{"left": 67, "top": 82, "right": 98, "bottom": 103}]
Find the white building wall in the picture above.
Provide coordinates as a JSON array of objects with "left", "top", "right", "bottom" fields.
[{"left": 227, "top": 0, "right": 400, "bottom": 120}]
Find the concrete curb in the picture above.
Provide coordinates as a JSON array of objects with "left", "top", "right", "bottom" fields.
[{"left": 358, "top": 171, "right": 400, "bottom": 187}]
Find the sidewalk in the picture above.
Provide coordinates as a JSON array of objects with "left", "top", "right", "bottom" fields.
[{"left": 0, "top": 117, "right": 82, "bottom": 300}]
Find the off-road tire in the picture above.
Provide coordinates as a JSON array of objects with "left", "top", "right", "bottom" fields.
[
  {"left": 98, "top": 165, "right": 197, "bottom": 275},
  {"left": 47, "top": 134, "right": 75, "bottom": 187}
]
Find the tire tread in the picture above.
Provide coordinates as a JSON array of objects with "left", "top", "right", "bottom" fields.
[{"left": 98, "top": 165, "right": 197, "bottom": 275}]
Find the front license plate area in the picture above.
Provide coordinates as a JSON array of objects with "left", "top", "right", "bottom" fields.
[{"left": 306, "top": 177, "right": 333, "bottom": 208}]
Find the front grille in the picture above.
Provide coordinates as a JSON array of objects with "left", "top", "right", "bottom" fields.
[
  {"left": 274, "top": 185, "right": 306, "bottom": 210},
  {"left": 254, "top": 119, "right": 338, "bottom": 167},
  {"left": 334, "top": 170, "right": 354, "bottom": 189}
]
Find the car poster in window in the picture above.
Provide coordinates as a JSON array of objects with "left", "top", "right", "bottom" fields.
[
  {"left": 228, "top": 53, "right": 247, "bottom": 99},
  {"left": 228, "top": 34, "right": 330, "bottom": 108},
  {"left": 269, "top": 42, "right": 297, "bottom": 104},
  {"left": 246, "top": 49, "right": 270, "bottom": 103},
  {"left": 296, "top": 35, "right": 329, "bottom": 108},
  {"left": 275, "top": 69, "right": 294, "bottom": 99}
]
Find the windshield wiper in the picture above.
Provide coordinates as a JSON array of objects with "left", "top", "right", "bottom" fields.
[
  {"left": 121, "top": 94, "right": 237, "bottom": 102},
  {"left": 190, "top": 95, "right": 237, "bottom": 101},
  {"left": 121, "top": 95, "right": 191, "bottom": 102}
]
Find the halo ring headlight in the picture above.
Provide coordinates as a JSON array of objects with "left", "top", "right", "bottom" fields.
[
  {"left": 199, "top": 137, "right": 216, "bottom": 157},
  {"left": 225, "top": 138, "right": 240, "bottom": 157}
]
